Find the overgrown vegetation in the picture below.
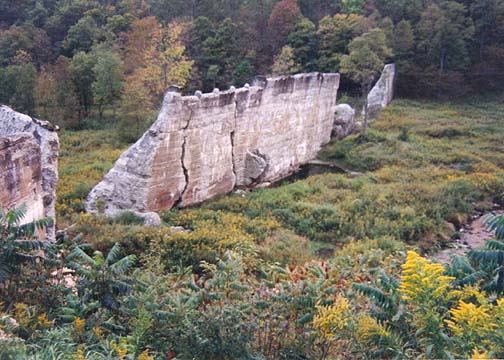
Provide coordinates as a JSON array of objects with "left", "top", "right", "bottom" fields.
[
  {"left": 2, "top": 206, "right": 504, "bottom": 358},
  {"left": 1, "top": 0, "right": 504, "bottom": 357},
  {"left": 58, "top": 96, "right": 504, "bottom": 259},
  {"left": 2, "top": 97, "right": 488, "bottom": 358}
]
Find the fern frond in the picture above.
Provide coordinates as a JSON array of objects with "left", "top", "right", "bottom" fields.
[
  {"left": 14, "top": 239, "right": 45, "bottom": 252},
  {"left": 0, "top": 263, "right": 14, "bottom": 283},
  {"left": 352, "top": 283, "right": 395, "bottom": 311},
  {"left": 67, "top": 247, "right": 96, "bottom": 267},
  {"left": 377, "top": 269, "right": 399, "bottom": 291},
  {"left": 5, "top": 204, "right": 27, "bottom": 226},
  {"left": 455, "top": 270, "right": 487, "bottom": 286},
  {"left": 450, "top": 254, "right": 475, "bottom": 273},
  {"left": 66, "top": 263, "right": 94, "bottom": 280},
  {"left": 15, "top": 252, "right": 41, "bottom": 265},
  {"left": 110, "top": 255, "right": 137, "bottom": 275},
  {"left": 271, "top": 265, "right": 289, "bottom": 275},
  {"left": 111, "top": 279, "right": 133, "bottom": 294},
  {"left": 105, "top": 243, "right": 123, "bottom": 265},
  {"left": 229, "top": 282, "right": 250, "bottom": 292},
  {"left": 485, "top": 214, "right": 504, "bottom": 240},
  {"left": 15, "top": 217, "right": 53, "bottom": 238},
  {"left": 469, "top": 249, "right": 504, "bottom": 266},
  {"left": 486, "top": 239, "right": 504, "bottom": 251}
]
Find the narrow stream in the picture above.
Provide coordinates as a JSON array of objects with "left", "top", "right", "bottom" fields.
[{"left": 434, "top": 210, "right": 503, "bottom": 264}]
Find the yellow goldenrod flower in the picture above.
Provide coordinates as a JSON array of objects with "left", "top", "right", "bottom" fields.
[
  {"left": 356, "top": 316, "right": 390, "bottom": 343},
  {"left": 399, "top": 251, "right": 455, "bottom": 303},
  {"left": 312, "top": 295, "right": 350, "bottom": 340},
  {"left": 13, "top": 303, "right": 30, "bottom": 328},
  {"left": 37, "top": 313, "right": 52, "bottom": 328},
  {"left": 446, "top": 300, "right": 496, "bottom": 339},
  {"left": 470, "top": 347, "right": 489, "bottom": 359},
  {"left": 111, "top": 338, "right": 128, "bottom": 360},
  {"left": 74, "top": 345, "right": 87, "bottom": 360},
  {"left": 138, "top": 349, "right": 155, "bottom": 360},
  {"left": 73, "top": 317, "right": 85, "bottom": 336},
  {"left": 93, "top": 326, "right": 103, "bottom": 339},
  {"left": 451, "top": 285, "right": 488, "bottom": 306}
]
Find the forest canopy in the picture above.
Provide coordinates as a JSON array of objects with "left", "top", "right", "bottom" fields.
[{"left": 0, "top": 0, "right": 503, "bottom": 128}]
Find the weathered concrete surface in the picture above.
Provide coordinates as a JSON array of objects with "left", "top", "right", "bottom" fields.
[
  {"left": 87, "top": 73, "right": 340, "bottom": 215},
  {"left": 364, "top": 63, "right": 395, "bottom": 119},
  {"left": 0, "top": 105, "right": 59, "bottom": 240},
  {"left": 333, "top": 104, "right": 356, "bottom": 139}
]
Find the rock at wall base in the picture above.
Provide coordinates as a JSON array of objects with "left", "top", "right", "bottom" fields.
[
  {"left": 137, "top": 212, "right": 162, "bottom": 227},
  {"left": 244, "top": 151, "right": 268, "bottom": 185},
  {"left": 333, "top": 104, "right": 356, "bottom": 139}
]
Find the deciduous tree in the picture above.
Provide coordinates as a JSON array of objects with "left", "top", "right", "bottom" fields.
[
  {"left": 92, "top": 49, "right": 123, "bottom": 120},
  {"left": 341, "top": 28, "right": 391, "bottom": 137},
  {"left": 317, "top": 13, "right": 368, "bottom": 71},
  {"left": 287, "top": 17, "right": 318, "bottom": 71},
  {"left": 267, "top": 0, "right": 302, "bottom": 55},
  {"left": 417, "top": 1, "right": 474, "bottom": 73},
  {"left": 272, "top": 45, "right": 301, "bottom": 75},
  {"left": 63, "top": 16, "right": 102, "bottom": 55},
  {"left": 35, "top": 65, "right": 58, "bottom": 120},
  {"left": 69, "top": 51, "right": 97, "bottom": 119}
]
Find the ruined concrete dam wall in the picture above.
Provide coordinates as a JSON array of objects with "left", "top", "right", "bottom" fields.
[
  {"left": 0, "top": 105, "right": 59, "bottom": 240},
  {"left": 87, "top": 72, "right": 340, "bottom": 215}
]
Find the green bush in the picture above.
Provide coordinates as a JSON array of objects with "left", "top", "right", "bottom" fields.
[{"left": 114, "top": 211, "right": 145, "bottom": 226}]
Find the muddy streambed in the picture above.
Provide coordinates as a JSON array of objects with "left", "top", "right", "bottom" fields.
[{"left": 434, "top": 210, "right": 503, "bottom": 264}]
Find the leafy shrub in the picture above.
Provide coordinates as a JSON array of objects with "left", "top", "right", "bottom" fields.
[
  {"left": 397, "top": 126, "right": 410, "bottom": 141},
  {"left": 114, "top": 211, "right": 145, "bottom": 226},
  {"left": 258, "top": 232, "right": 312, "bottom": 265},
  {"left": 420, "top": 125, "right": 469, "bottom": 139}
]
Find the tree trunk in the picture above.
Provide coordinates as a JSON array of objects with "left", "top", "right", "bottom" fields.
[{"left": 362, "top": 82, "right": 371, "bottom": 139}]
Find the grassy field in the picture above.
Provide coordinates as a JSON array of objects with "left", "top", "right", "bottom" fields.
[
  {"left": 57, "top": 95, "right": 504, "bottom": 264},
  {"left": 57, "top": 129, "right": 128, "bottom": 226}
]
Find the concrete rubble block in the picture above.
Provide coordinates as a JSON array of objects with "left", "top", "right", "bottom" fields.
[
  {"left": 87, "top": 72, "right": 340, "bottom": 216},
  {"left": 0, "top": 105, "right": 59, "bottom": 241}
]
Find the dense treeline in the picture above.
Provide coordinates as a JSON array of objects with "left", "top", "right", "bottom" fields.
[{"left": 0, "top": 0, "right": 503, "bottom": 130}]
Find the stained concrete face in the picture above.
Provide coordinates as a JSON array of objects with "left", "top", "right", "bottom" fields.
[
  {"left": 0, "top": 106, "right": 59, "bottom": 240},
  {"left": 87, "top": 72, "right": 340, "bottom": 216}
]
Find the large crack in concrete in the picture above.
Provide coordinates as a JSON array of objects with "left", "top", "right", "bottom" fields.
[
  {"left": 230, "top": 130, "right": 237, "bottom": 186},
  {"left": 174, "top": 107, "right": 193, "bottom": 207},
  {"left": 175, "top": 134, "right": 190, "bottom": 207}
]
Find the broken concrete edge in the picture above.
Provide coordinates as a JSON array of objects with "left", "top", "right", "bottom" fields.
[
  {"left": 361, "top": 63, "right": 396, "bottom": 120},
  {"left": 0, "top": 105, "right": 59, "bottom": 241},
  {"left": 86, "top": 72, "right": 339, "bottom": 219}
]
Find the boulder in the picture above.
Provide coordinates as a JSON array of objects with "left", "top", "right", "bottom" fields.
[
  {"left": 333, "top": 104, "right": 356, "bottom": 139},
  {"left": 243, "top": 150, "right": 268, "bottom": 185},
  {"left": 136, "top": 211, "right": 162, "bottom": 227}
]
